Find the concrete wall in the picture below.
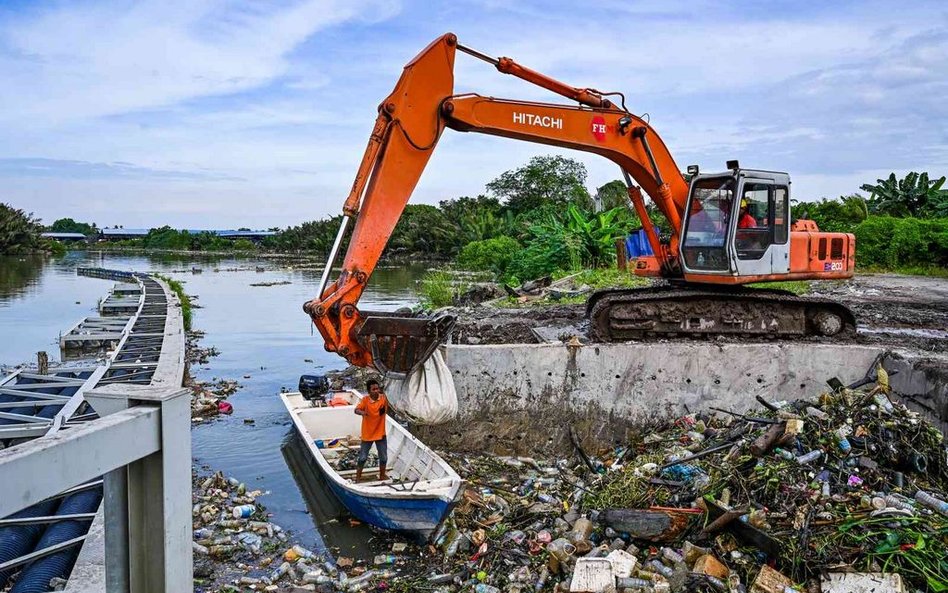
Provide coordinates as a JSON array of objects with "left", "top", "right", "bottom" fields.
[
  {"left": 413, "top": 342, "right": 948, "bottom": 454},
  {"left": 444, "top": 342, "right": 887, "bottom": 418}
]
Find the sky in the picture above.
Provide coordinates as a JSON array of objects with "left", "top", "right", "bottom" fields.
[{"left": 0, "top": 0, "right": 946, "bottom": 229}]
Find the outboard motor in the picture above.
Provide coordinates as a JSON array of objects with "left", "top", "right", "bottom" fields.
[{"left": 299, "top": 374, "right": 329, "bottom": 404}]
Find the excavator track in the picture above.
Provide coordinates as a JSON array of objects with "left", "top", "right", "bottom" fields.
[{"left": 586, "top": 286, "right": 856, "bottom": 341}]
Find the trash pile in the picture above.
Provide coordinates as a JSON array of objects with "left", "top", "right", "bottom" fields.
[
  {"left": 192, "top": 469, "right": 413, "bottom": 592},
  {"left": 421, "top": 372, "right": 947, "bottom": 592},
  {"left": 189, "top": 378, "right": 239, "bottom": 421}
]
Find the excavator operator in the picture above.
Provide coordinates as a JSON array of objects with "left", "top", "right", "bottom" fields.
[{"left": 738, "top": 198, "right": 758, "bottom": 229}]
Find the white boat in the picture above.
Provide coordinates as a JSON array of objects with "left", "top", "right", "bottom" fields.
[{"left": 279, "top": 389, "right": 463, "bottom": 539}]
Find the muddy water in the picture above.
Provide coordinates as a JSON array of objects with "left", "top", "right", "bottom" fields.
[{"left": 0, "top": 251, "right": 429, "bottom": 556}]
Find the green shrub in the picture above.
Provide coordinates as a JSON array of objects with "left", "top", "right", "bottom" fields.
[
  {"left": 505, "top": 228, "right": 581, "bottom": 282},
  {"left": 854, "top": 216, "right": 948, "bottom": 269},
  {"left": 457, "top": 236, "right": 521, "bottom": 274},
  {"left": 419, "top": 270, "right": 468, "bottom": 308}
]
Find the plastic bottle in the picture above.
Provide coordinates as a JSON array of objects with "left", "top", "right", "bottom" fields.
[
  {"left": 661, "top": 547, "right": 684, "bottom": 564},
  {"left": 208, "top": 544, "right": 235, "bottom": 556},
  {"left": 546, "top": 538, "right": 576, "bottom": 561},
  {"left": 268, "top": 561, "right": 293, "bottom": 583},
  {"left": 795, "top": 450, "right": 822, "bottom": 465},
  {"left": 706, "top": 575, "right": 728, "bottom": 591},
  {"left": 805, "top": 406, "right": 829, "bottom": 420},
  {"left": 615, "top": 577, "right": 652, "bottom": 590},
  {"left": 649, "top": 559, "right": 674, "bottom": 578},
  {"left": 568, "top": 516, "right": 594, "bottom": 544},
  {"left": 474, "top": 585, "right": 501, "bottom": 593},
  {"left": 773, "top": 448, "right": 795, "bottom": 461},
  {"left": 374, "top": 554, "right": 396, "bottom": 565},
  {"left": 232, "top": 503, "right": 255, "bottom": 518},
  {"left": 303, "top": 572, "right": 332, "bottom": 585},
  {"left": 915, "top": 490, "right": 948, "bottom": 517},
  {"left": 835, "top": 426, "right": 852, "bottom": 453},
  {"left": 873, "top": 392, "right": 894, "bottom": 414}
]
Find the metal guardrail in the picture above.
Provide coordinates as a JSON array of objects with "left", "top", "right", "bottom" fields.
[
  {"left": 0, "top": 387, "right": 192, "bottom": 592},
  {"left": 0, "top": 268, "right": 189, "bottom": 592}
]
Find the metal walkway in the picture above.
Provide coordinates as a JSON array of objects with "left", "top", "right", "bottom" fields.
[{"left": 0, "top": 267, "right": 185, "bottom": 592}]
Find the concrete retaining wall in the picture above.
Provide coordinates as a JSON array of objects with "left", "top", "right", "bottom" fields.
[{"left": 444, "top": 342, "right": 886, "bottom": 417}]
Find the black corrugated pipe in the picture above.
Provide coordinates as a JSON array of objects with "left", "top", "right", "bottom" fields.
[
  {"left": 0, "top": 499, "right": 61, "bottom": 589},
  {"left": 9, "top": 486, "right": 103, "bottom": 593}
]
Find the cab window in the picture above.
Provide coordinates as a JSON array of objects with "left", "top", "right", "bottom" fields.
[
  {"left": 682, "top": 177, "right": 733, "bottom": 271},
  {"left": 736, "top": 183, "right": 773, "bottom": 260}
]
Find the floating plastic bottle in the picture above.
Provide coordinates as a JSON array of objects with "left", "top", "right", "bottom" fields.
[{"left": 232, "top": 503, "right": 255, "bottom": 518}]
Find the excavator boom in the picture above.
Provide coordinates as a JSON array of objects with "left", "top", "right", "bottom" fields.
[{"left": 304, "top": 33, "right": 856, "bottom": 372}]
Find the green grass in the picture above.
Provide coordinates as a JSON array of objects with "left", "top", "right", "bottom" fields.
[
  {"left": 747, "top": 280, "right": 812, "bottom": 295},
  {"left": 857, "top": 264, "right": 948, "bottom": 278},
  {"left": 569, "top": 267, "right": 652, "bottom": 290},
  {"left": 496, "top": 267, "right": 650, "bottom": 308},
  {"left": 419, "top": 269, "right": 469, "bottom": 309},
  {"left": 153, "top": 274, "right": 192, "bottom": 331}
]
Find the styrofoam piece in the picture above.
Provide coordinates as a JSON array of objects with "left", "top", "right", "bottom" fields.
[
  {"left": 821, "top": 573, "right": 905, "bottom": 592},
  {"left": 605, "top": 548, "right": 638, "bottom": 578},
  {"left": 569, "top": 557, "right": 614, "bottom": 592}
]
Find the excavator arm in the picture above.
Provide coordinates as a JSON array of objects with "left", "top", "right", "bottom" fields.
[{"left": 304, "top": 33, "right": 691, "bottom": 372}]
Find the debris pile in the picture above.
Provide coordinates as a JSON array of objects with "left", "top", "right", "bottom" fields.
[
  {"left": 189, "top": 378, "right": 239, "bottom": 422},
  {"left": 192, "top": 470, "right": 412, "bottom": 592},
  {"left": 419, "top": 376, "right": 947, "bottom": 592}
]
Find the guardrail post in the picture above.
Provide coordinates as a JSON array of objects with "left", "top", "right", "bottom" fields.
[{"left": 89, "top": 388, "right": 191, "bottom": 593}]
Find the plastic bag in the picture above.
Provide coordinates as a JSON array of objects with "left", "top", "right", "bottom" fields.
[{"left": 385, "top": 347, "right": 458, "bottom": 424}]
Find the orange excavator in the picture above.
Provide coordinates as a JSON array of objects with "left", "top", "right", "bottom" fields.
[{"left": 303, "top": 33, "right": 856, "bottom": 375}]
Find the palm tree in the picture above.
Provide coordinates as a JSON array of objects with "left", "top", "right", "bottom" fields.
[{"left": 0, "top": 203, "right": 44, "bottom": 254}]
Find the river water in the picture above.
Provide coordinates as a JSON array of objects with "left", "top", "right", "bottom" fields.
[{"left": 0, "top": 251, "right": 428, "bottom": 556}]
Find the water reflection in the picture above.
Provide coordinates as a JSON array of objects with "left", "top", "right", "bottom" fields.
[
  {"left": 281, "top": 430, "right": 376, "bottom": 558},
  {"left": 0, "top": 255, "right": 46, "bottom": 302},
  {"left": 2, "top": 250, "right": 427, "bottom": 554}
]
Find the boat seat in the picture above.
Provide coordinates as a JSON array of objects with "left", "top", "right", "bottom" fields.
[{"left": 337, "top": 466, "right": 384, "bottom": 477}]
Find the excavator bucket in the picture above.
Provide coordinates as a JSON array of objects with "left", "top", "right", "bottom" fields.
[{"left": 356, "top": 312, "right": 456, "bottom": 377}]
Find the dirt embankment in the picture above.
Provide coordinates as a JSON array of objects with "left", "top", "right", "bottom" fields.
[{"left": 448, "top": 273, "right": 948, "bottom": 352}]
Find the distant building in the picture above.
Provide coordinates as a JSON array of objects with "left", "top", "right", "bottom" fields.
[
  {"left": 97, "top": 228, "right": 276, "bottom": 242},
  {"left": 41, "top": 232, "right": 89, "bottom": 242},
  {"left": 99, "top": 228, "right": 149, "bottom": 240}
]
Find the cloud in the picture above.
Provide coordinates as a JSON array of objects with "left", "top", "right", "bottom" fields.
[
  {"left": 0, "top": 0, "right": 395, "bottom": 124},
  {"left": 0, "top": 0, "right": 946, "bottom": 228},
  {"left": 0, "top": 157, "right": 243, "bottom": 181}
]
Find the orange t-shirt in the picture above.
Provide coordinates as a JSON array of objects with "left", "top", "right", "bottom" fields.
[{"left": 356, "top": 394, "right": 387, "bottom": 442}]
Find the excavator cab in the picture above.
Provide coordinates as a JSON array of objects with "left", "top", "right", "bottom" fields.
[{"left": 680, "top": 166, "right": 791, "bottom": 280}]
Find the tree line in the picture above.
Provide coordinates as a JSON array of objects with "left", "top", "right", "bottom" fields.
[{"left": 5, "top": 158, "right": 946, "bottom": 274}]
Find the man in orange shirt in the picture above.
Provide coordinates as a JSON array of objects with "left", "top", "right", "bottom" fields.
[
  {"left": 354, "top": 379, "right": 388, "bottom": 482},
  {"left": 737, "top": 198, "right": 758, "bottom": 229}
]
